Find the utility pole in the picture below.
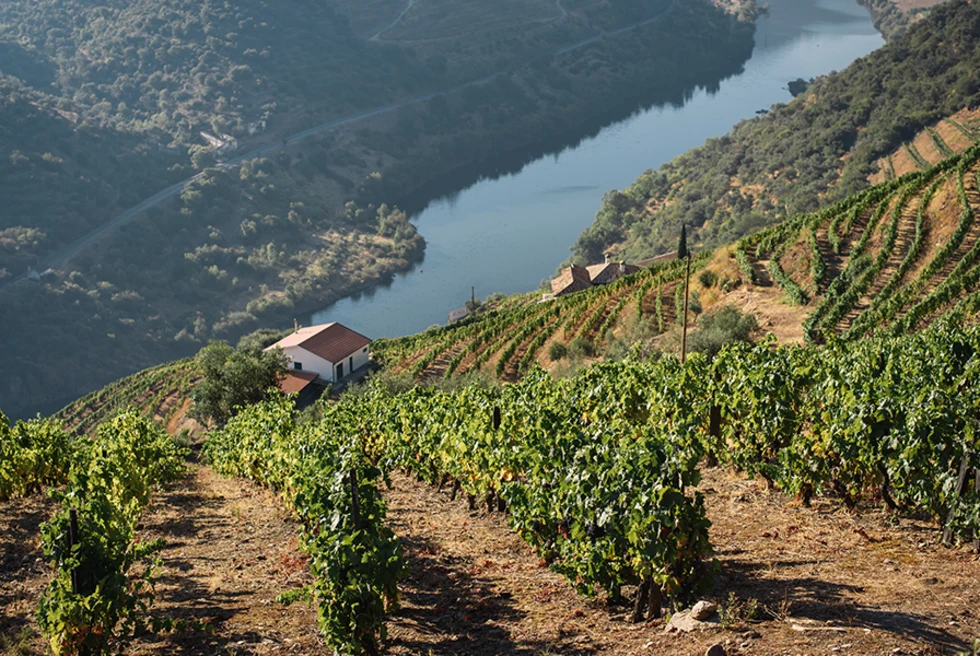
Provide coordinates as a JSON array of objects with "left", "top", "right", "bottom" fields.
[
  {"left": 681, "top": 253, "right": 692, "bottom": 364},
  {"left": 472, "top": 286, "right": 476, "bottom": 306}
]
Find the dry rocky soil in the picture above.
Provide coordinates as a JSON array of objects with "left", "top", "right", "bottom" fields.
[{"left": 2, "top": 459, "right": 978, "bottom": 655}]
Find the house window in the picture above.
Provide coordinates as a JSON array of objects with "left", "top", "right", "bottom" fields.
[
  {"left": 362, "top": 347, "right": 368, "bottom": 353},
  {"left": 294, "top": 362, "right": 303, "bottom": 371}
]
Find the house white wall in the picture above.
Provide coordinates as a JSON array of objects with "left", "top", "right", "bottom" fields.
[
  {"left": 346, "top": 345, "right": 371, "bottom": 377},
  {"left": 281, "top": 345, "right": 334, "bottom": 380},
  {"left": 280, "top": 344, "right": 370, "bottom": 382}
]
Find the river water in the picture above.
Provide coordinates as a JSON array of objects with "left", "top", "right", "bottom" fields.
[{"left": 312, "top": 0, "right": 883, "bottom": 339}]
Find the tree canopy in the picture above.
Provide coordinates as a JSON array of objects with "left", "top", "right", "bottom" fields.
[{"left": 191, "top": 341, "right": 288, "bottom": 427}]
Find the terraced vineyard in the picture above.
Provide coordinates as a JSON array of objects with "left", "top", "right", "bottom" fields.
[
  {"left": 379, "top": 143, "right": 980, "bottom": 388},
  {"left": 38, "top": 139, "right": 980, "bottom": 420},
  {"left": 731, "top": 144, "right": 980, "bottom": 344},
  {"left": 55, "top": 359, "right": 200, "bottom": 436},
  {"left": 374, "top": 255, "right": 702, "bottom": 382},
  {"left": 872, "top": 108, "right": 980, "bottom": 182}
]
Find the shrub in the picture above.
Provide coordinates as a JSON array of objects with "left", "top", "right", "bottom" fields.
[
  {"left": 698, "top": 270, "right": 718, "bottom": 288},
  {"left": 237, "top": 327, "right": 284, "bottom": 350},
  {"left": 569, "top": 337, "right": 595, "bottom": 358},
  {"left": 687, "top": 306, "right": 757, "bottom": 359},
  {"left": 720, "top": 276, "right": 741, "bottom": 293},
  {"left": 549, "top": 342, "right": 569, "bottom": 361}
]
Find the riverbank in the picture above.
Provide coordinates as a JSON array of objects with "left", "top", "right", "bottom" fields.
[
  {"left": 572, "top": 0, "right": 978, "bottom": 267},
  {"left": 857, "top": 0, "right": 945, "bottom": 39},
  {"left": 0, "top": 0, "right": 756, "bottom": 418},
  {"left": 310, "top": 0, "right": 886, "bottom": 339}
]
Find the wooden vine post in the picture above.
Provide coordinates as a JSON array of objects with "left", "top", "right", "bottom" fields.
[
  {"left": 943, "top": 450, "right": 971, "bottom": 547},
  {"left": 680, "top": 254, "right": 692, "bottom": 365},
  {"left": 68, "top": 508, "right": 81, "bottom": 596},
  {"left": 706, "top": 402, "right": 721, "bottom": 468}
]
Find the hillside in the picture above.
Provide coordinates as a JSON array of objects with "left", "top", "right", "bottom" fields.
[
  {"left": 54, "top": 359, "right": 201, "bottom": 438},
  {"left": 376, "top": 144, "right": 980, "bottom": 383},
  {"left": 0, "top": 0, "right": 758, "bottom": 418},
  {"left": 859, "top": 0, "right": 947, "bottom": 39},
  {"left": 572, "top": 0, "right": 980, "bottom": 266},
  {"left": 5, "top": 148, "right": 980, "bottom": 654},
  {"left": 66, "top": 142, "right": 980, "bottom": 399}
]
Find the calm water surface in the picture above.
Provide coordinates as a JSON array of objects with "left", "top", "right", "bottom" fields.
[{"left": 313, "top": 0, "right": 883, "bottom": 338}]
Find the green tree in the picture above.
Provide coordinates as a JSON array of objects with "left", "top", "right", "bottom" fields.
[
  {"left": 189, "top": 145, "right": 215, "bottom": 171},
  {"left": 237, "top": 328, "right": 285, "bottom": 351},
  {"left": 678, "top": 225, "right": 688, "bottom": 260},
  {"left": 191, "top": 341, "right": 288, "bottom": 427}
]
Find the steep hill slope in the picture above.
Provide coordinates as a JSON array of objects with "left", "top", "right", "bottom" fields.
[
  {"left": 54, "top": 359, "right": 201, "bottom": 438},
  {"left": 0, "top": 0, "right": 436, "bottom": 272},
  {"left": 739, "top": 144, "right": 980, "bottom": 343},
  {"left": 378, "top": 145, "right": 980, "bottom": 382},
  {"left": 859, "top": 0, "right": 947, "bottom": 39},
  {"left": 573, "top": 0, "right": 980, "bottom": 265},
  {"left": 8, "top": 137, "right": 980, "bottom": 656}
]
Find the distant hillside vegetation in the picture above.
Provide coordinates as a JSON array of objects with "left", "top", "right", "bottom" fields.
[
  {"left": 0, "top": 0, "right": 427, "bottom": 268},
  {"left": 573, "top": 0, "right": 980, "bottom": 265},
  {"left": 0, "top": 0, "right": 757, "bottom": 419},
  {"left": 858, "top": 0, "right": 946, "bottom": 40}
]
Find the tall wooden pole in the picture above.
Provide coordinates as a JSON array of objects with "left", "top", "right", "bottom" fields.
[{"left": 681, "top": 254, "right": 692, "bottom": 364}]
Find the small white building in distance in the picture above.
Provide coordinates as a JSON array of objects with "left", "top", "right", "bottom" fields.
[{"left": 265, "top": 322, "right": 371, "bottom": 383}]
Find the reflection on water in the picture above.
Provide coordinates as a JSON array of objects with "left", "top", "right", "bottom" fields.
[{"left": 312, "top": 0, "right": 882, "bottom": 339}]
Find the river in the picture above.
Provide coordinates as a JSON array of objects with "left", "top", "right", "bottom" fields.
[{"left": 312, "top": 0, "right": 883, "bottom": 339}]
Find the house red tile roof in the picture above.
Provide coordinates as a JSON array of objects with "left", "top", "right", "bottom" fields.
[
  {"left": 279, "top": 370, "right": 318, "bottom": 394},
  {"left": 586, "top": 261, "right": 641, "bottom": 285},
  {"left": 268, "top": 322, "right": 371, "bottom": 364},
  {"left": 551, "top": 264, "right": 592, "bottom": 296}
]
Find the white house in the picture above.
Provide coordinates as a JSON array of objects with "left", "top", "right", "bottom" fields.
[
  {"left": 265, "top": 322, "right": 371, "bottom": 383},
  {"left": 200, "top": 131, "right": 239, "bottom": 155}
]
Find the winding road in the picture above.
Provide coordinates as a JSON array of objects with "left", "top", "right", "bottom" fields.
[
  {"left": 3, "top": 0, "right": 679, "bottom": 290},
  {"left": 370, "top": 0, "right": 416, "bottom": 42}
]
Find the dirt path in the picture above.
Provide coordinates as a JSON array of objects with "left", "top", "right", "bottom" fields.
[
  {"left": 0, "top": 460, "right": 320, "bottom": 655},
  {"left": 0, "top": 495, "right": 55, "bottom": 650},
  {"left": 382, "top": 470, "right": 979, "bottom": 655},
  {"left": 127, "top": 460, "right": 321, "bottom": 655},
  {"left": 383, "top": 472, "right": 615, "bottom": 655}
]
